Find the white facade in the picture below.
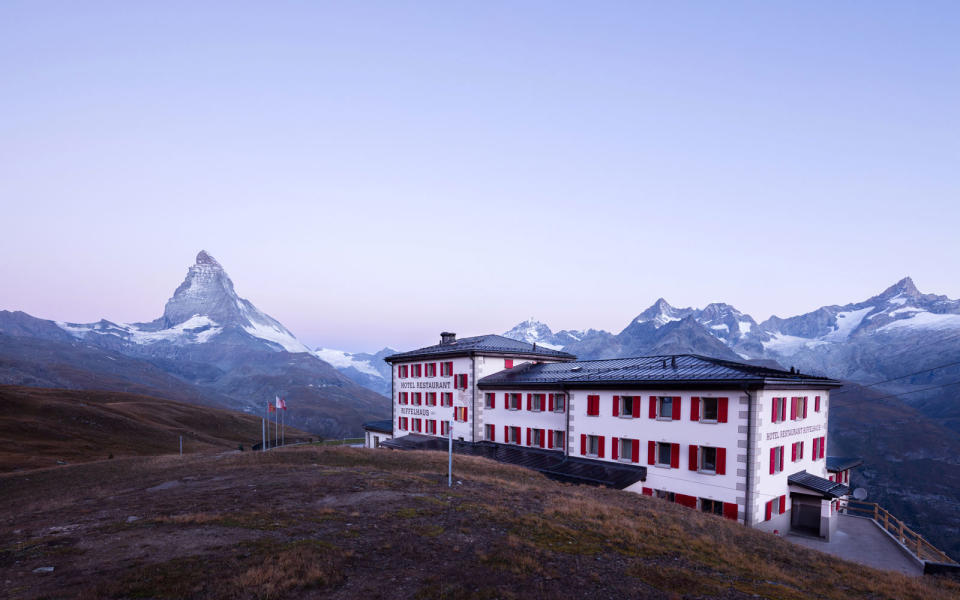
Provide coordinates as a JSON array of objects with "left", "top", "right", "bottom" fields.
[{"left": 364, "top": 429, "right": 392, "bottom": 448}]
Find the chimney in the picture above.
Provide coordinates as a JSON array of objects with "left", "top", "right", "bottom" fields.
[
  {"left": 671, "top": 356, "right": 677, "bottom": 369},
  {"left": 440, "top": 332, "right": 456, "bottom": 345}
]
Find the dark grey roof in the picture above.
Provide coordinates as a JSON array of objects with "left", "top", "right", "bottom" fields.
[
  {"left": 384, "top": 334, "right": 576, "bottom": 363},
  {"left": 826, "top": 456, "right": 863, "bottom": 472},
  {"left": 477, "top": 354, "right": 841, "bottom": 389},
  {"left": 788, "top": 470, "right": 850, "bottom": 498},
  {"left": 380, "top": 434, "right": 645, "bottom": 489},
  {"left": 362, "top": 419, "right": 393, "bottom": 434}
]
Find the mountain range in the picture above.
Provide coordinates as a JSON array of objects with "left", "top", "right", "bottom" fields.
[{"left": 0, "top": 251, "right": 389, "bottom": 437}]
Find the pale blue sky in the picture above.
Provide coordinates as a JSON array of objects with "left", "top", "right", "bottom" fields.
[{"left": 2, "top": 2, "right": 958, "bottom": 352}]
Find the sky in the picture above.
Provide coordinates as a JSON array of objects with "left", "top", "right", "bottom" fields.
[{"left": 1, "top": 2, "right": 959, "bottom": 353}]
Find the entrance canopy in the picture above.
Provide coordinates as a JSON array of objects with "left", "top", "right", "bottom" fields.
[{"left": 788, "top": 470, "right": 849, "bottom": 499}]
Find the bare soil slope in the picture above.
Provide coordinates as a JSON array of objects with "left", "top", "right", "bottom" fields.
[
  {"left": 0, "top": 386, "right": 312, "bottom": 471},
  {"left": 1, "top": 446, "right": 956, "bottom": 600}
]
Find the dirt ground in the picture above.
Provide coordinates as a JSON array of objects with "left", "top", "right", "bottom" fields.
[{"left": 1, "top": 446, "right": 956, "bottom": 600}]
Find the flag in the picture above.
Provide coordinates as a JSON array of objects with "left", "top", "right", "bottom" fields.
[
  {"left": 276, "top": 396, "right": 285, "bottom": 410},
  {"left": 279, "top": 397, "right": 287, "bottom": 410},
  {"left": 268, "top": 402, "right": 276, "bottom": 413}
]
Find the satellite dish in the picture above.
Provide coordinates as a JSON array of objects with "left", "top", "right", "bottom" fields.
[{"left": 853, "top": 488, "right": 868, "bottom": 500}]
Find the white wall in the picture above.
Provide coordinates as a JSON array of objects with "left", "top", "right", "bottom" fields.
[
  {"left": 752, "top": 389, "right": 830, "bottom": 528},
  {"left": 392, "top": 356, "right": 475, "bottom": 441},
  {"left": 364, "top": 430, "right": 393, "bottom": 448},
  {"left": 480, "top": 389, "right": 566, "bottom": 447},
  {"left": 567, "top": 389, "right": 745, "bottom": 517}
]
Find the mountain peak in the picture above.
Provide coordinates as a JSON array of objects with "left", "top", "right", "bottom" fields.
[
  {"left": 195, "top": 250, "right": 221, "bottom": 267},
  {"left": 878, "top": 276, "right": 920, "bottom": 300}
]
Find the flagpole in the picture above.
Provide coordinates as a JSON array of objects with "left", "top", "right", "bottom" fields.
[{"left": 281, "top": 406, "right": 285, "bottom": 446}]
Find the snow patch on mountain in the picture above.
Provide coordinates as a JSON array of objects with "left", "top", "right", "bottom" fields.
[
  {"left": 824, "top": 306, "right": 873, "bottom": 341},
  {"left": 878, "top": 311, "right": 960, "bottom": 332},
  {"left": 314, "top": 348, "right": 383, "bottom": 378},
  {"left": 58, "top": 315, "right": 224, "bottom": 345}
]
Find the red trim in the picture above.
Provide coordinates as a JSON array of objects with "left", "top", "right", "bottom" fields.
[
  {"left": 688, "top": 444, "right": 698, "bottom": 471},
  {"left": 597, "top": 436, "right": 605, "bottom": 459},
  {"left": 649, "top": 396, "right": 657, "bottom": 419},
  {"left": 631, "top": 439, "right": 640, "bottom": 463},
  {"left": 670, "top": 443, "right": 679, "bottom": 468},
  {"left": 613, "top": 395, "right": 619, "bottom": 417},
  {"left": 647, "top": 440, "right": 655, "bottom": 465},
  {"left": 641, "top": 487, "right": 653, "bottom": 496},
  {"left": 632, "top": 396, "right": 641, "bottom": 418},
  {"left": 716, "top": 447, "right": 726, "bottom": 475},
  {"left": 718, "top": 397, "right": 728, "bottom": 423},
  {"left": 581, "top": 434, "right": 587, "bottom": 455},
  {"left": 672, "top": 396, "right": 681, "bottom": 421},
  {"left": 691, "top": 396, "right": 700, "bottom": 421},
  {"left": 722, "top": 502, "right": 738, "bottom": 521}
]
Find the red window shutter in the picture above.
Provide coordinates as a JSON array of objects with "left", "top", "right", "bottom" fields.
[
  {"left": 820, "top": 436, "right": 826, "bottom": 458},
  {"left": 581, "top": 434, "right": 587, "bottom": 455},
  {"left": 770, "top": 448, "right": 776, "bottom": 474},
  {"left": 800, "top": 441, "right": 804, "bottom": 459},
  {"left": 612, "top": 437, "right": 619, "bottom": 460},
  {"left": 548, "top": 394, "right": 554, "bottom": 412},
  {"left": 672, "top": 397, "right": 681, "bottom": 421},
  {"left": 463, "top": 407, "right": 468, "bottom": 421},
  {"left": 781, "top": 397, "right": 787, "bottom": 422},
  {"left": 790, "top": 397, "right": 797, "bottom": 420},
  {"left": 632, "top": 439, "right": 640, "bottom": 463},
  {"left": 642, "top": 487, "right": 653, "bottom": 496},
  {"left": 527, "top": 394, "right": 531, "bottom": 411},
  {"left": 490, "top": 424, "right": 494, "bottom": 440},
  {"left": 791, "top": 443, "right": 797, "bottom": 462},
  {"left": 691, "top": 396, "right": 700, "bottom": 421},
  {"left": 688, "top": 444, "right": 698, "bottom": 471},
  {"left": 491, "top": 394, "right": 495, "bottom": 409},
  {"left": 723, "top": 502, "right": 738, "bottom": 521},
  {"left": 670, "top": 443, "right": 679, "bottom": 468},
  {"left": 613, "top": 395, "right": 619, "bottom": 417},
  {"left": 779, "top": 495, "right": 786, "bottom": 514},
  {"left": 771, "top": 398, "right": 778, "bottom": 423},
  {"left": 504, "top": 425, "right": 508, "bottom": 441},
  {"left": 647, "top": 441, "right": 655, "bottom": 465},
  {"left": 526, "top": 428, "right": 531, "bottom": 446},
  {"left": 598, "top": 436, "right": 605, "bottom": 458},
  {"left": 718, "top": 397, "right": 728, "bottom": 423},
  {"left": 649, "top": 396, "right": 657, "bottom": 419},
  {"left": 539, "top": 429, "right": 545, "bottom": 449},
  {"left": 779, "top": 445, "right": 784, "bottom": 472},
  {"left": 765, "top": 500, "right": 772, "bottom": 521},
  {"left": 632, "top": 397, "right": 641, "bottom": 418},
  {"left": 815, "top": 396, "right": 821, "bottom": 411},
  {"left": 547, "top": 430, "right": 553, "bottom": 449},
  {"left": 803, "top": 396, "right": 808, "bottom": 418},
  {"left": 505, "top": 359, "right": 513, "bottom": 369},
  {"left": 716, "top": 447, "right": 726, "bottom": 475}
]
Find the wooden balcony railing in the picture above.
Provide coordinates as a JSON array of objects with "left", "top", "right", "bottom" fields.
[{"left": 839, "top": 499, "right": 956, "bottom": 565}]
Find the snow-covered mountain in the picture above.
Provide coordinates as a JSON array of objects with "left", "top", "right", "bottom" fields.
[
  {"left": 0, "top": 251, "right": 389, "bottom": 436},
  {"left": 58, "top": 251, "right": 311, "bottom": 354},
  {"left": 315, "top": 346, "right": 394, "bottom": 396},
  {"left": 501, "top": 319, "right": 596, "bottom": 350}
]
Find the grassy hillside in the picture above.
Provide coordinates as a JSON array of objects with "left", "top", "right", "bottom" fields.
[
  {"left": 1, "top": 446, "right": 956, "bottom": 600},
  {"left": 0, "top": 386, "right": 313, "bottom": 471}
]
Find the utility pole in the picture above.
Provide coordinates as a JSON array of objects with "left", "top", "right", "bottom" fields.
[
  {"left": 179, "top": 435, "right": 183, "bottom": 456},
  {"left": 448, "top": 421, "right": 453, "bottom": 487},
  {"left": 262, "top": 417, "right": 265, "bottom": 452}
]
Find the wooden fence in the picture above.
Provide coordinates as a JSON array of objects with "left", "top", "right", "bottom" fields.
[{"left": 839, "top": 499, "right": 956, "bottom": 565}]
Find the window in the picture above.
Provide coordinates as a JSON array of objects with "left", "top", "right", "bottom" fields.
[
  {"left": 701, "top": 398, "right": 718, "bottom": 421},
  {"left": 485, "top": 424, "right": 495, "bottom": 441},
  {"left": 701, "top": 446, "right": 717, "bottom": 473},
  {"left": 617, "top": 395, "right": 636, "bottom": 418},
  {"left": 655, "top": 490, "right": 675, "bottom": 502},
  {"left": 412, "top": 418, "right": 422, "bottom": 433},
  {"left": 412, "top": 392, "right": 422, "bottom": 406},
  {"left": 454, "top": 407, "right": 468, "bottom": 422},
  {"left": 507, "top": 393, "right": 521, "bottom": 410},
  {"left": 412, "top": 364, "right": 422, "bottom": 378},
  {"left": 398, "top": 392, "right": 407, "bottom": 405},
  {"left": 455, "top": 374, "right": 468, "bottom": 389},
  {"left": 425, "top": 363, "right": 437, "bottom": 377},
  {"left": 619, "top": 437, "right": 634, "bottom": 462},
  {"left": 812, "top": 436, "right": 825, "bottom": 460},
  {"left": 553, "top": 394, "right": 566, "bottom": 412},
  {"left": 790, "top": 396, "right": 808, "bottom": 421},
  {"left": 441, "top": 362, "right": 454, "bottom": 377},
  {"left": 484, "top": 393, "right": 495, "bottom": 409},
  {"left": 504, "top": 359, "right": 514, "bottom": 369},
  {"left": 441, "top": 392, "right": 453, "bottom": 407},
  {"left": 586, "top": 394, "right": 600, "bottom": 416},
  {"left": 532, "top": 428, "right": 543, "bottom": 448},
  {"left": 399, "top": 417, "right": 408, "bottom": 431},
  {"left": 700, "top": 498, "right": 724, "bottom": 516},
  {"left": 771, "top": 397, "right": 787, "bottom": 423},
  {"left": 792, "top": 441, "right": 804, "bottom": 461},
  {"left": 657, "top": 442, "right": 673, "bottom": 466},
  {"left": 507, "top": 426, "right": 520, "bottom": 444},
  {"left": 553, "top": 430, "right": 564, "bottom": 449},
  {"left": 427, "top": 420, "right": 437, "bottom": 434},
  {"left": 658, "top": 396, "right": 673, "bottom": 420},
  {"left": 398, "top": 365, "right": 408, "bottom": 378},
  {"left": 764, "top": 495, "right": 787, "bottom": 521},
  {"left": 770, "top": 445, "right": 784, "bottom": 474},
  {"left": 531, "top": 394, "right": 545, "bottom": 411},
  {"left": 427, "top": 392, "right": 437, "bottom": 406},
  {"left": 441, "top": 421, "right": 450, "bottom": 436},
  {"left": 588, "top": 435, "right": 600, "bottom": 457}
]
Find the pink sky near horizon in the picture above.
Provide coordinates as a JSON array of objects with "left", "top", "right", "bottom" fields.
[{"left": 2, "top": 3, "right": 958, "bottom": 352}]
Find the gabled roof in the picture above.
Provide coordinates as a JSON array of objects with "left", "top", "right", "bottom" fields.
[
  {"left": 380, "top": 434, "right": 646, "bottom": 489},
  {"left": 384, "top": 334, "right": 576, "bottom": 363},
  {"left": 478, "top": 354, "right": 841, "bottom": 389},
  {"left": 826, "top": 456, "right": 863, "bottom": 472},
  {"left": 788, "top": 470, "right": 850, "bottom": 498}
]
